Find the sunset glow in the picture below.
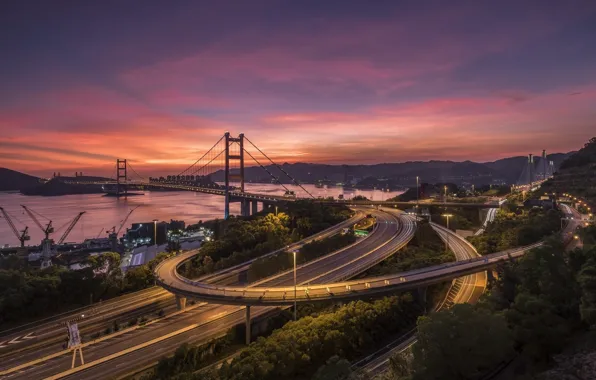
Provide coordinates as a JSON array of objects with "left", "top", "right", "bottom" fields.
[{"left": 2, "top": 1, "right": 596, "bottom": 176}]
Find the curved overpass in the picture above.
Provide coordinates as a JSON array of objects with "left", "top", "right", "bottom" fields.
[
  {"left": 156, "top": 209, "right": 417, "bottom": 304},
  {"left": 157, "top": 205, "right": 580, "bottom": 306}
]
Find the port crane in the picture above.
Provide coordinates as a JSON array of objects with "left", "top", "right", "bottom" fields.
[
  {"left": 0, "top": 207, "right": 30, "bottom": 247},
  {"left": 20, "top": 205, "right": 86, "bottom": 267},
  {"left": 108, "top": 205, "right": 140, "bottom": 251},
  {"left": 21, "top": 205, "right": 53, "bottom": 239},
  {"left": 56, "top": 211, "right": 86, "bottom": 245}
]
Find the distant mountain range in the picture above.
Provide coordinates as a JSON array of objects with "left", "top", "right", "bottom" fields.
[
  {"left": 211, "top": 153, "right": 573, "bottom": 187},
  {"left": 0, "top": 152, "right": 573, "bottom": 194}
]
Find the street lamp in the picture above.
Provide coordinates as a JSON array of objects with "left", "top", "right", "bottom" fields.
[
  {"left": 444, "top": 185, "right": 447, "bottom": 203},
  {"left": 292, "top": 251, "right": 297, "bottom": 321},
  {"left": 442, "top": 214, "right": 453, "bottom": 252},
  {"left": 153, "top": 219, "right": 158, "bottom": 246},
  {"left": 416, "top": 176, "right": 420, "bottom": 221}
]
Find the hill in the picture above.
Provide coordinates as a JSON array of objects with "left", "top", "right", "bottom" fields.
[
  {"left": 541, "top": 137, "right": 596, "bottom": 202},
  {"left": 21, "top": 175, "right": 113, "bottom": 196},
  {"left": 0, "top": 168, "right": 41, "bottom": 191},
  {"left": 211, "top": 153, "right": 572, "bottom": 187}
]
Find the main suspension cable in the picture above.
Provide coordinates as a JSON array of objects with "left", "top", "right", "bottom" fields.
[{"left": 244, "top": 136, "right": 315, "bottom": 198}]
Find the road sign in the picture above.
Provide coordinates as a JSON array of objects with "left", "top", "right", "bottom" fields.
[
  {"left": 354, "top": 229, "right": 369, "bottom": 237},
  {"left": 67, "top": 323, "right": 81, "bottom": 348}
]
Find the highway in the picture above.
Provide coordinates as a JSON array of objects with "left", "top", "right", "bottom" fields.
[
  {"left": 0, "top": 211, "right": 364, "bottom": 374},
  {"left": 2, "top": 208, "right": 415, "bottom": 379},
  {"left": 359, "top": 203, "right": 581, "bottom": 378},
  {"left": 157, "top": 206, "right": 580, "bottom": 306},
  {"left": 356, "top": 223, "right": 487, "bottom": 376}
]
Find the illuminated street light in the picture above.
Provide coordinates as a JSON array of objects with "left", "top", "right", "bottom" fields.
[
  {"left": 416, "top": 176, "right": 420, "bottom": 221},
  {"left": 442, "top": 214, "right": 453, "bottom": 252},
  {"left": 292, "top": 251, "right": 297, "bottom": 321}
]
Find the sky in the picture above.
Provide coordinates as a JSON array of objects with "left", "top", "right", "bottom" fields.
[{"left": 1, "top": 0, "right": 596, "bottom": 177}]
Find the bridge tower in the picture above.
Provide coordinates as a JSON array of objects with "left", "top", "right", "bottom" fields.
[
  {"left": 116, "top": 159, "right": 127, "bottom": 197},
  {"left": 224, "top": 132, "right": 245, "bottom": 219},
  {"left": 542, "top": 149, "right": 548, "bottom": 181},
  {"left": 527, "top": 154, "right": 534, "bottom": 186}
]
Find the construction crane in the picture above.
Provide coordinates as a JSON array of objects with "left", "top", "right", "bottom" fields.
[
  {"left": 21, "top": 205, "right": 54, "bottom": 239},
  {"left": 109, "top": 205, "right": 140, "bottom": 236},
  {"left": 108, "top": 205, "right": 140, "bottom": 251},
  {"left": 57, "top": 212, "right": 86, "bottom": 245},
  {"left": 96, "top": 228, "right": 104, "bottom": 239},
  {"left": 0, "top": 207, "right": 30, "bottom": 247}
]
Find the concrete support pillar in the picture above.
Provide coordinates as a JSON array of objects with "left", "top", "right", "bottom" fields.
[
  {"left": 241, "top": 199, "right": 251, "bottom": 217},
  {"left": 245, "top": 305, "right": 251, "bottom": 345},
  {"left": 175, "top": 295, "right": 187, "bottom": 310},
  {"left": 251, "top": 200, "right": 258, "bottom": 215},
  {"left": 417, "top": 287, "right": 427, "bottom": 313}
]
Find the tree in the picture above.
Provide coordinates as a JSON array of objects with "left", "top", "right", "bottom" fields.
[
  {"left": 312, "top": 356, "right": 352, "bottom": 380},
  {"left": 578, "top": 258, "right": 596, "bottom": 327},
  {"left": 411, "top": 304, "right": 513, "bottom": 380},
  {"left": 388, "top": 352, "right": 412, "bottom": 379},
  {"left": 506, "top": 292, "right": 570, "bottom": 363}
]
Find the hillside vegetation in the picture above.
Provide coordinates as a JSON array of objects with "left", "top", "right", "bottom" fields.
[{"left": 542, "top": 137, "right": 596, "bottom": 203}]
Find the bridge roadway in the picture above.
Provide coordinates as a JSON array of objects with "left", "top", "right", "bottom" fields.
[
  {"left": 71, "top": 179, "right": 501, "bottom": 209},
  {"left": 0, "top": 211, "right": 364, "bottom": 369},
  {"left": 2, "top": 209, "right": 414, "bottom": 380},
  {"left": 362, "top": 203, "right": 582, "bottom": 378},
  {"left": 358, "top": 222, "right": 488, "bottom": 376},
  {"left": 155, "top": 204, "right": 580, "bottom": 306}
]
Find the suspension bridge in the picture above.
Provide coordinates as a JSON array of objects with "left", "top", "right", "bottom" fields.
[{"left": 68, "top": 132, "right": 513, "bottom": 219}]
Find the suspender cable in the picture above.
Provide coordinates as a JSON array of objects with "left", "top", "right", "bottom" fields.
[
  {"left": 177, "top": 135, "right": 225, "bottom": 177},
  {"left": 243, "top": 149, "right": 293, "bottom": 194},
  {"left": 244, "top": 137, "right": 315, "bottom": 199}
]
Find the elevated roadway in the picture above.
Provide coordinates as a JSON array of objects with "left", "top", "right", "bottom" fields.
[
  {"left": 2, "top": 209, "right": 415, "bottom": 379},
  {"left": 358, "top": 223, "right": 488, "bottom": 376},
  {"left": 0, "top": 211, "right": 364, "bottom": 372},
  {"left": 155, "top": 204, "right": 578, "bottom": 306},
  {"left": 68, "top": 179, "right": 502, "bottom": 209}
]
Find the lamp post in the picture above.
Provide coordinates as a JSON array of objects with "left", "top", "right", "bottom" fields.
[
  {"left": 153, "top": 219, "right": 158, "bottom": 246},
  {"left": 442, "top": 214, "right": 453, "bottom": 251},
  {"left": 292, "top": 251, "right": 297, "bottom": 321},
  {"left": 416, "top": 176, "right": 420, "bottom": 221},
  {"left": 444, "top": 185, "right": 447, "bottom": 203}
]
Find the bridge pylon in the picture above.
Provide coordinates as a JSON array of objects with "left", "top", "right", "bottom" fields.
[
  {"left": 116, "top": 159, "right": 127, "bottom": 197},
  {"left": 224, "top": 132, "right": 245, "bottom": 219}
]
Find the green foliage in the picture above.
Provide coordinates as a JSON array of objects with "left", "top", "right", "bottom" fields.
[
  {"left": 506, "top": 293, "right": 570, "bottom": 363},
  {"left": 184, "top": 202, "right": 352, "bottom": 278},
  {"left": 247, "top": 232, "right": 356, "bottom": 283},
  {"left": 411, "top": 304, "right": 514, "bottom": 380},
  {"left": 0, "top": 251, "right": 172, "bottom": 326},
  {"left": 468, "top": 208, "right": 562, "bottom": 255},
  {"left": 219, "top": 296, "right": 421, "bottom": 380},
  {"left": 151, "top": 336, "right": 233, "bottom": 380},
  {"left": 578, "top": 258, "right": 596, "bottom": 327},
  {"left": 311, "top": 355, "right": 353, "bottom": 380},
  {"left": 364, "top": 221, "right": 453, "bottom": 276}
]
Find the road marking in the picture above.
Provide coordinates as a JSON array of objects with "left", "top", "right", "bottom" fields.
[{"left": 0, "top": 333, "right": 37, "bottom": 349}]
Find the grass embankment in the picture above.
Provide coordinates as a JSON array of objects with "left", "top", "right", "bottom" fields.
[
  {"left": 247, "top": 231, "right": 357, "bottom": 283},
  {"left": 362, "top": 220, "right": 454, "bottom": 276},
  {"left": 181, "top": 201, "right": 353, "bottom": 278},
  {"left": 467, "top": 206, "right": 562, "bottom": 255}
]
